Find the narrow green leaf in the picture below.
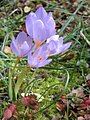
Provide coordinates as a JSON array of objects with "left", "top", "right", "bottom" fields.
[{"left": 14, "top": 66, "right": 29, "bottom": 99}]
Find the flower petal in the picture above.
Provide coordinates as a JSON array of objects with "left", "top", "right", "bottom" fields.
[
  {"left": 46, "top": 35, "right": 59, "bottom": 43},
  {"left": 37, "top": 59, "right": 52, "bottom": 68},
  {"left": 61, "top": 42, "right": 72, "bottom": 53},
  {"left": 20, "top": 41, "right": 30, "bottom": 57},
  {"left": 16, "top": 32, "right": 27, "bottom": 44},
  {"left": 35, "top": 7, "right": 47, "bottom": 21},
  {"left": 28, "top": 44, "right": 50, "bottom": 68},
  {"left": 25, "top": 7, "right": 56, "bottom": 41},
  {"left": 10, "top": 32, "right": 32, "bottom": 57},
  {"left": 16, "top": 31, "right": 33, "bottom": 49},
  {"left": 26, "top": 36, "right": 33, "bottom": 49},
  {"left": 33, "top": 20, "right": 47, "bottom": 42},
  {"left": 59, "top": 37, "right": 64, "bottom": 45},
  {"left": 25, "top": 12, "right": 37, "bottom": 38},
  {"left": 28, "top": 52, "right": 38, "bottom": 68},
  {"left": 45, "top": 17, "right": 56, "bottom": 37},
  {"left": 10, "top": 40, "right": 20, "bottom": 56}
]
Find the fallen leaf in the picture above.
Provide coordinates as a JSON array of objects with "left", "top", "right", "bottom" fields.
[
  {"left": 77, "top": 116, "right": 85, "bottom": 120},
  {"left": 56, "top": 96, "right": 67, "bottom": 111},
  {"left": 84, "top": 114, "right": 90, "bottom": 120},
  {"left": 4, "top": 46, "right": 12, "bottom": 54},
  {"left": 3, "top": 109, "right": 12, "bottom": 120},
  {"left": 22, "top": 94, "right": 39, "bottom": 110},
  {"left": 68, "top": 87, "right": 84, "bottom": 98},
  {"left": 3, "top": 104, "right": 16, "bottom": 120}
]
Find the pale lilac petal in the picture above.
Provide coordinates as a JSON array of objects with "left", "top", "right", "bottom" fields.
[
  {"left": 35, "top": 7, "right": 47, "bottom": 21},
  {"left": 28, "top": 53, "right": 38, "bottom": 68},
  {"left": 10, "top": 32, "right": 32, "bottom": 57},
  {"left": 45, "top": 17, "right": 56, "bottom": 37},
  {"left": 46, "top": 35, "right": 59, "bottom": 43},
  {"left": 33, "top": 45, "right": 48, "bottom": 60},
  {"left": 42, "top": 12, "right": 56, "bottom": 37},
  {"left": 47, "top": 12, "right": 52, "bottom": 19},
  {"left": 46, "top": 41, "right": 57, "bottom": 55},
  {"left": 25, "top": 7, "right": 56, "bottom": 41},
  {"left": 16, "top": 32, "right": 32, "bottom": 49},
  {"left": 46, "top": 36, "right": 71, "bottom": 56},
  {"left": 56, "top": 45, "right": 64, "bottom": 54},
  {"left": 26, "top": 36, "right": 33, "bottom": 49},
  {"left": 33, "top": 20, "right": 47, "bottom": 42},
  {"left": 37, "top": 10, "right": 56, "bottom": 37},
  {"left": 15, "top": 32, "right": 32, "bottom": 48},
  {"left": 61, "top": 42, "right": 72, "bottom": 53},
  {"left": 46, "top": 35, "right": 60, "bottom": 56},
  {"left": 25, "top": 12, "right": 37, "bottom": 38},
  {"left": 28, "top": 51, "right": 39, "bottom": 68},
  {"left": 56, "top": 42, "right": 72, "bottom": 55},
  {"left": 59, "top": 37, "right": 64, "bottom": 45},
  {"left": 16, "top": 32, "right": 27, "bottom": 44},
  {"left": 10, "top": 40, "right": 20, "bottom": 56},
  {"left": 37, "top": 59, "right": 52, "bottom": 68},
  {"left": 28, "top": 44, "right": 50, "bottom": 68},
  {"left": 20, "top": 41, "right": 30, "bottom": 57}
]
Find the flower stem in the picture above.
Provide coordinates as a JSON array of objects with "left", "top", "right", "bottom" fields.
[
  {"left": 9, "top": 57, "right": 20, "bottom": 101},
  {"left": 14, "top": 65, "right": 30, "bottom": 100}
]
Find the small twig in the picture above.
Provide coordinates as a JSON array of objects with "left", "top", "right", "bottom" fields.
[{"left": 9, "top": 8, "right": 19, "bottom": 16}]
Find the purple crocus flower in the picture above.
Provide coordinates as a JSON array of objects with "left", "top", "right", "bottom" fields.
[
  {"left": 25, "top": 7, "right": 56, "bottom": 47},
  {"left": 46, "top": 35, "right": 72, "bottom": 56},
  {"left": 10, "top": 32, "right": 32, "bottom": 57},
  {"left": 28, "top": 45, "right": 52, "bottom": 68},
  {"left": 27, "top": 34, "right": 71, "bottom": 68},
  {"left": 10, "top": 7, "right": 72, "bottom": 68}
]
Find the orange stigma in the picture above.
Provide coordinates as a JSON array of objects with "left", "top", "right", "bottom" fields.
[{"left": 35, "top": 40, "right": 42, "bottom": 48}]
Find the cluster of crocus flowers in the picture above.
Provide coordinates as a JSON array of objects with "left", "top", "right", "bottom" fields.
[{"left": 10, "top": 7, "right": 71, "bottom": 68}]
